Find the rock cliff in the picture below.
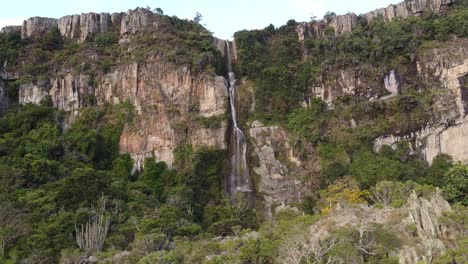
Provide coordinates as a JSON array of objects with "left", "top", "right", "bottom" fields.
[
  {"left": 303, "top": 189, "right": 454, "bottom": 264},
  {"left": 20, "top": 8, "right": 161, "bottom": 43},
  {"left": 21, "top": 17, "right": 58, "bottom": 39},
  {"left": 58, "top": 12, "right": 122, "bottom": 43},
  {"left": 364, "top": 0, "right": 457, "bottom": 23},
  {"left": 0, "top": 7, "right": 231, "bottom": 170},
  {"left": 375, "top": 39, "right": 468, "bottom": 164},
  {"left": 14, "top": 60, "right": 228, "bottom": 168},
  {"left": 0, "top": 0, "right": 466, "bottom": 215},
  {"left": 248, "top": 120, "right": 317, "bottom": 214},
  {"left": 297, "top": 0, "right": 457, "bottom": 40}
]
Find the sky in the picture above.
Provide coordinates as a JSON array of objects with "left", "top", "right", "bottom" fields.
[{"left": 0, "top": 0, "right": 401, "bottom": 39}]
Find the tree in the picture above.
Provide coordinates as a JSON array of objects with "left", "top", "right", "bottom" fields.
[
  {"left": 0, "top": 202, "right": 24, "bottom": 258},
  {"left": 153, "top": 7, "right": 164, "bottom": 15},
  {"left": 319, "top": 176, "right": 370, "bottom": 215},
  {"left": 319, "top": 225, "right": 400, "bottom": 264},
  {"left": 139, "top": 158, "right": 170, "bottom": 201},
  {"left": 421, "top": 154, "right": 453, "bottom": 186},
  {"left": 324, "top": 11, "right": 337, "bottom": 20},
  {"left": 370, "top": 181, "right": 395, "bottom": 206},
  {"left": 443, "top": 163, "right": 468, "bottom": 205},
  {"left": 41, "top": 27, "right": 63, "bottom": 51},
  {"left": 397, "top": 95, "right": 419, "bottom": 113},
  {"left": 193, "top": 12, "right": 203, "bottom": 23}
]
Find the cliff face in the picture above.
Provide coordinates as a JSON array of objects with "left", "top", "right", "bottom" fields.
[
  {"left": 14, "top": 61, "right": 228, "bottom": 168},
  {"left": 20, "top": 8, "right": 160, "bottom": 42},
  {"left": 297, "top": 0, "right": 457, "bottom": 40},
  {"left": 1, "top": 0, "right": 467, "bottom": 212},
  {"left": 58, "top": 12, "right": 122, "bottom": 43},
  {"left": 0, "top": 8, "right": 230, "bottom": 170},
  {"left": 375, "top": 39, "right": 468, "bottom": 164},
  {"left": 21, "top": 17, "right": 58, "bottom": 39},
  {"left": 295, "top": 0, "right": 468, "bottom": 164},
  {"left": 248, "top": 120, "right": 318, "bottom": 214},
  {"left": 237, "top": 0, "right": 468, "bottom": 209},
  {"left": 364, "top": 0, "right": 456, "bottom": 22}
]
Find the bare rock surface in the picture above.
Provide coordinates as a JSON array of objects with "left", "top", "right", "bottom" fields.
[{"left": 304, "top": 189, "right": 453, "bottom": 264}]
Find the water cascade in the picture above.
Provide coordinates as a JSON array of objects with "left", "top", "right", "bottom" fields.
[{"left": 225, "top": 41, "right": 253, "bottom": 202}]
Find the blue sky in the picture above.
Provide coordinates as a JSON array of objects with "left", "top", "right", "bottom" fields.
[{"left": 1, "top": 0, "right": 401, "bottom": 39}]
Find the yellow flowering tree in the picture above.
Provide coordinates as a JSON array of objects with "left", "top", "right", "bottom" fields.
[{"left": 319, "top": 176, "right": 370, "bottom": 215}]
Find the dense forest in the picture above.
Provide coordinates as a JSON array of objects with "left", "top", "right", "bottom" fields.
[{"left": 0, "top": 1, "right": 467, "bottom": 263}]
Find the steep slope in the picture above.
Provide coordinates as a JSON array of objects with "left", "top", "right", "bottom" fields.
[
  {"left": 233, "top": 0, "right": 468, "bottom": 209},
  {"left": 1, "top": 8, "right": 229, "bottom": 169},
  {"left": 0, "top": 1, "right": 466, "bottom": 263}
]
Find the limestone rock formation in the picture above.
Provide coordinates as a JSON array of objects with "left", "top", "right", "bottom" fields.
[
  {"left": 18, "top": 8, "right": 158, "bottom": 42},
  {"left": 304, "top": 189, "right": 453, "bottom": 264},
  {"left": 297, "top": 0, "right": 457, "bottom": 40},
  {"left": 381, "top": 70, "right": 400, "bottom": 100},
  {"left": 21, "top": 17, "right": 58, "bottom": 39},
  {"left": 327, "top": 13, "right": 357, "bottom": 35},
  {"left": 58, "top": 12, "right": 122, "bottom": 43},
  {"left": 0, "top": 26, "right": 21, "bottom": 34},
  {"left": 18, "top": 80, "right": 51, "bottom": 105},
  {"left": 364, "top": 0, "right": 457, "bottom": 23},
  {"left": 14, "top": 60, "right": 228, "bottom": 168},
  {"left": 374, "top": 39, "right": 468, "bottom": 164},
  {"left": 120, "top": 8, "right": 157, "bottom": 35},
  {"left": 248, "top": 120, "right": 315, "bottom": 215}
]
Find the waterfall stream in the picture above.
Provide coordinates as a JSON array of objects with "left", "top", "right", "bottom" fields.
[{"left": 225, "top": 41, "right": 253, "bottom": 201}]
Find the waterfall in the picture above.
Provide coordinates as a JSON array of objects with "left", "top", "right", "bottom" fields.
[{"left": 225, "top": 41, "right": 253, "bottom": 202}]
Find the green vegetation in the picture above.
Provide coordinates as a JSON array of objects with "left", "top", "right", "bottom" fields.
[
  {"left": 0, "top": 31, "right": 23, "bottom": 69},
  {"left": 1, "top": 10, "right": 223, "bottom": 84},
  {"left": 194, "top": 114, "right": 226, "bottom": 129},
  {"left": 0, "top": 101, "right": 257, "bottom": 263},
  {"left": 0, "top": 2, "right": 467, "bottom": 263},
  {"left": 235, "top": 5, "right": 468, "bottom": 122},
  {"left": 442, "top": 163, "right": 468, "bottom": 205}
]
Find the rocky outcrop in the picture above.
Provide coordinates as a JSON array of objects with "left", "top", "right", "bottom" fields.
[
  {"left": 364, "top": 0, "right": 457, "bottom": 23},
  {"left": 328, "top": 13, "right": 357, "bottom": 35},
  {"left": 19, "top": 8, "right": 158, "bottom": 42},
  {"left": 115, "top": 63, "right": 228, "bottom": 167},
  {"left": 302, "top": 189, "right": 453, "bottom": 264},
  {"left": 1, "top": 26, "right": 21, "bottom": 34},
  {"left": 21, "top": 17, "right": 58, "bottom": 39},
  {"left": 248, "top": 120, "right": 314, "bottom": 216},
  {"left": 57, "top": 8, "right": 156, "bottom": 42},
  {"left": 213, "top": 38, "right": 227, "bottom": 59},
  {"left": 381, "top": 70, "right": 400, "bottom": 100},
  {"left": 15, "top": 60, "right": 228, "bottom": 168},
  {"left": 18, "top": 80, "right": 50, "bottom": 105},
  {"left": 401, "top": 189, "right": 452, "bottom": 263},
  {"left": 375, "top": 117, "right": 468, "bottom": 163},
  {"left": 58, "top": 12, "right": 123, "bottom": 43},
  {"left": 374, "top": 39, "right": 468, "bottom": 163},
  {"left": 297, "top": 0, "right": 457, "bottom": 40},
  {"left": 309, "top": 66, "right": 391, "bottom": 105},
  {"left": 120, "top": 8, "right": 158, "bottom": 35}
]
